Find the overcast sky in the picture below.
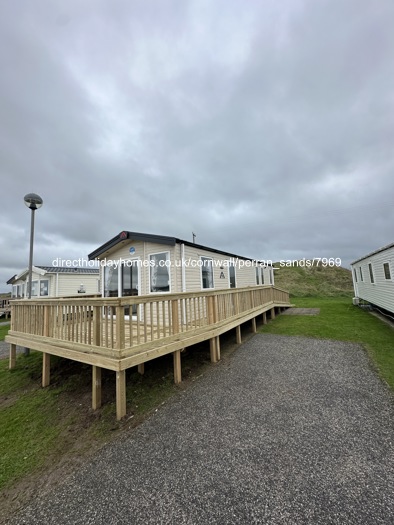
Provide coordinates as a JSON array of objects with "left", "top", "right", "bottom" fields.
[{"left": 1, "top": 0, "right": 393, "bottom": 293}]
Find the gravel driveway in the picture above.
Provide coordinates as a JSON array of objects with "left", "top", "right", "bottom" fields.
[{"left": 8, "top": 334, "right": 394, "bottom": 524}]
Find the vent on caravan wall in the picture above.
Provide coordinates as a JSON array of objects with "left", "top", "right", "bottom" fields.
[{"left": 352, "top": 297, "right": 360, "bottom": 306}]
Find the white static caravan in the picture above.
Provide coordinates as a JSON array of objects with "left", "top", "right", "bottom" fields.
[
  {"left": 351, "top": 242, "right": 394, "bottom": 314},
  {"left": 7, "top": 266, "right": 100, "bottom": 298},
  {"left": 88, "top": 231, "right": 274, "bottom": 299}
]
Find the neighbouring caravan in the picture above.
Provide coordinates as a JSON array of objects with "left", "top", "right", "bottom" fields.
[
  {"left": 88, "top": 231, "right": 274, "bottom": 299},
  {"left": 351, "top": 242, "right": 394, "bottom": 314},
  {"left": 7, "top": 266, "right": 100, "bottom": 298}
]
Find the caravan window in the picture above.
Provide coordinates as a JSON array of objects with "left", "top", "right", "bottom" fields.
[
  {"left": 31, "top": 281, "right": 38, "bottom": 296},
  {"left": 201, "top": 257, "right": 214, "bottom": 289},
  {"left": 229, "top": 262, "right": 236, "bottom": 288},
  {"left": 104, "top": 265, "right": 119, "bottom": 297},
  {"left": 40, "top": 280, "right": 49, "bottom": 296},
  {"left": 150, "top": 252, "right": 170, "bottom": 293},
  {"left": 383, "top": 262, "right": 391, "bottom": 280},
  {"left": 368, "top": 263, "right": 374, "bottom": 284}
]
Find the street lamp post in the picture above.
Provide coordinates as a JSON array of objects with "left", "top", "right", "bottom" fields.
[{"left": 24, "top": 193, "right": 43, "bottom": 355}]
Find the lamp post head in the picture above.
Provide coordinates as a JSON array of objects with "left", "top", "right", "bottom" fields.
[{"left": 24, "top": 193, "right": 43, "bottom": 211}]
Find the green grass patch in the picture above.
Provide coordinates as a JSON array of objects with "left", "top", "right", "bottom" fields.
[
  {"left": 261, "top": 296, "right": 394, "bottom": 389},
  {"left": 274, "top": 264, "right": 353, "bottom": 297},
  {"left": 0, "top": 342, "right": 213, "bottom": 493},
  {"left": 0, "top": 324, "right": 9, "bottom": 341},
  {"left": 0, "top": 387, "right": 70, "bottom": 489}
]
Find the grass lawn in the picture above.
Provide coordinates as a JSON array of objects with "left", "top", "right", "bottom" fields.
[
  {"left": 0, "top": 324, "right": 10, "bottom": 341},
  {"left": 261, "top": 296, "right": 394, "bottom": 389},
  {"left": 0, "top": 338, "right": 214, "bottom": 496}
]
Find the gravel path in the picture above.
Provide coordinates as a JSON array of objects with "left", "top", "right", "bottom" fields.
[
  {"left": 0, "top": 340, "right": 24, "bottom": 359},
  {"left": 8, "top": 334, "right": 394, "bottom": 524}
]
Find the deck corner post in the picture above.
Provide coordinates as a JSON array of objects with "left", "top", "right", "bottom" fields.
[
  {"left": 173, "top": 350, "right": 182, "bottom": 384},
  {"left": 116, "top": 370, "right": 126, "bottom": 420},
  {"left": 42, "top": 352, "right": 51, "bottom": 387},
  {"left": 262, "top": 311, "right": 267, "bottom": 325},
  {"left": 9, "top": 344, "right": 16, "bottom": 370},
  {"left": 137, "top": 363, "right": 145, "bottom": 375},
  {"left": 92, "top": 365, "right": 102, "bottom": 410},
  {"left": 271, "top": 307, "right": 276, "bottom": 320}
]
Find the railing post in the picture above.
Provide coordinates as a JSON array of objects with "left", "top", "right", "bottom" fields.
[
  {"left": 171, "top": 300, "right": 183, "bottom": 382},
  {"left": 116, "top": 305, "right": 125, "bottom": 350},
  {"left": 207, "top": 295, "right": 220, "bottom": 363},
  {"left": 171, "top": 299, "right": 180, "bottom": 335},
  {"left": 93, "top": 306, "right": 101, "bottom": 346}
]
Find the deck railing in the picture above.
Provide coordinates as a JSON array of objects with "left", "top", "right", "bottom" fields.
[
  {"left": 9, "top": 286, "right": 289, "bottom": 353},
  {"left": 7, "top": 285, "right": 290, "bottom": 419}
]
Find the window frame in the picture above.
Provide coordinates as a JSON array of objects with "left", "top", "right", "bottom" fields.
[
  {"left": 200, "top": 256, "right": 214, "bottom": 290},
  {"left": 383, "top": 262, "right": 391, "bottom": 280},
  {"left": 39, "top": 279, "right": 49, "bottom": 296},
  {"left": 368, "top": 263, "right": 374, "bottom": 284},
  {"left": 228, "top": 261, "right": 236, "bottom": 289},
  {"left": 149, "top": 251, "right": 171, "bottom": 293}
]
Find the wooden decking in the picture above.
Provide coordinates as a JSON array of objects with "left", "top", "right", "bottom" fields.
[{"left": 6, "top": 285, "right": 290, "bottom": 419}]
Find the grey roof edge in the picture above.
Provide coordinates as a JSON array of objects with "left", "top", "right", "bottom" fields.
[
  {"left": 88, "top": 230, "right": 272, "bottom": 266},
  {"left": 7, "top": 267, "right": 99, "bottom": 283},
  {"left": 36, "top": 266, "right": 99, "bottom": 274},
  {"left": 351, "top": 241, "right": 394, "bottom": 265}
]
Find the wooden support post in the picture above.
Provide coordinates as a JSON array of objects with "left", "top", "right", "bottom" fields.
[
  {"left": 42, "top": 353, "right": 50, "bottom": 387},
  {"left": 173, "top": 350, "right": 182, "bottom": 384},
  {"left": 262, "top": 312, "right": 267, "bottom": 325},
  {"left": 138, "top": 363, "right": 145, "bottom": 375},
  {"left": 116, "top": 370, "right": 126, "bottom": 420},
  {"left": 215, "top": 336, "right": 221, "bottom": 361},
  {"left": 236, "top": 325, "right": 242, "bottom": 344},
  {"left": 271, "top": 307, "right": 276, "bottom": 320},
  {"left": 9, "top": 344, "right": 16, "bottom": 370},
  {"left": 92, "top": 366, "right": 102, "bottom": 410},
  {"left": 210, "top": 337, "right": 217, "bottom": 363},
  {"left": 251, "top": 317, "right": 257, "bottom": 333}
]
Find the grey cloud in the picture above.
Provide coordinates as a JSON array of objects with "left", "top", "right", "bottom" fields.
[{"left": 1, "top": 0, "right": 393, "bottom": 291}]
